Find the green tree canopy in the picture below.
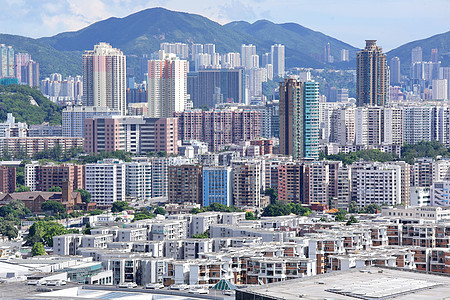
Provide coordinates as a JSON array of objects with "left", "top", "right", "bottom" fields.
[
  {"left": 26, "top": 220, "right": 67, "bottom": 246},
  {"left": 262, "top": 202, "right": 311, "bottom": 217},
  {"left": 31, "top": 242, "right": 46, "bottom": 256},
  {"left": 154, "top": 206, "right": 166, "bottom": 215},
  {"left": 41, "top": 201, "right": 65, "bottom": 214},
  {"left": 75, "top": 189, "right": 91, "bottom": 203},
  {"left": 111, "top": 201, "right": 132, "bottom": 213},
  {"left": 49, "top": 186, "right": 62, "bottom": 192},
  {"left": 15, "top": 185, "right": 30, "bottom": 192}
]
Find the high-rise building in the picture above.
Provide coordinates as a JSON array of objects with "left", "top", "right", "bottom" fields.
[
  {"left": 232, "top": 159, "right": 264, "bottom": 208},
  {"left": 431, "top": 48, "right": 439, "bottom": 63},
  {"left": 278, "top": 161, "right": 304, "bottom": 204},
  {"left": 62, "top": 106, "right": 121, "bottom": 137},
  {"left": 125, "top": 161, "right": 152, "bottom": 201},
  {"left": 21, "top": 60, "right": 40, "bottom": 87},
  {"left": 168, "top": 165, "right": 203, "bottom": 205},
  {"left": 356, "top": 40, "right": 388, "bottom": 107},
  {"left": 14, "top": 53, "right": 31, "bottom": 83},
  {"left": 340, "top": 49, "right": 349, "bottom": 62},
  {"left": 85, "top": 159, "right": 125, "bottom": 208},
  {"left": 0, "top": 166, "right": 16, "bottom": 194},
  {"left": 271, "top": 44, "right": 285, "bottom": 77},
  {"left": 280, "top": 78, "right": 320, "bottom": 159},
  {"left": 82, "top": 43, "right": 127, "bottom": 115},
  {"left": 34, "top": 164, "right": 85, "bottom": 192},
  {"left": 147, "top": 51, "right": 188, "bottom": 118},
  {"left": 390, "top": 57, "right": 401, "bottom": 85},
  {"left": 160, "top": 42, "right": 189, "bottom": 59},
  {"left": 187, "top": 69, "right": 245, "bottom": 107},
  {"left": 202, "top": 166, "right": 232, "bottom": 207},
  {"left": 241, "top": 44, "right": 257, "bottom": 70},
  {"left": 84, "top": 116, "right": 178, "bottom": 155},
  {"left": 0, "top": 44, "right": 15, "bottom": 78},
  {"left": 432, "top": 79, "right": 448, "bottom": 100},
  {"left": 411, "top": 47, "right": 423, "bottom": 64}
]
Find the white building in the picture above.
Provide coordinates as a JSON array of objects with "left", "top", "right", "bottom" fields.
[
  {"left": 403, "top": 106, "right": 432, "bottom": 145},
  {"left": 150, "top": 157, "right": 168, "bottom": 198},
  {"left": 354, "top": 162, "right": 402, "bottom": 208},
  {"left": 271, "top": 44, "right": 285, "bottom": 77},
  {"left": 24, "top": 162, "right": 39, "bottom": 191},
  {"left": 147, "top": 50, "right": 188, "bottom": 118},
  {"left": 85, "top": 159, "right": 126, "bottom": 207},
  {"left": 62, "top": 106, "right": 120, "bottom": 137},
  {"left": 432, "top": 79, "right": 448, "bottom": 100},
  {"left": 83, "top": 43, "right": 126, "bottom": 115},
  {"left": 0, "top": 113, "right": 27, "bottom": 138},
  {"left": 431, "top": 181, "right": 450, "bottom": 206},
  {"left": 409, "top": 187, "right": 431, "bottom": 207},
  {"left": 241, "top": 44, "right": 256, "bottom": 70},
  {"left": 125, "top": 161, "right": 152, "bottom": 200}
]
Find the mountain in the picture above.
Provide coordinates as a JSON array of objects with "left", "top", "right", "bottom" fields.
[
  {"left": 0, "top": 7, "right": 360, "bottom": 79},
  {"left": 387, "top": 30, "right": 450, "bottom": 73},
  {"left": 225, "top": 20, "right": 358, "bottom": 68},
  {"left": 40, "top": 8, "right": 257, "bottom": 55},
  {"left": 0, "top": 34, "right": 82, "bottom": 77}
]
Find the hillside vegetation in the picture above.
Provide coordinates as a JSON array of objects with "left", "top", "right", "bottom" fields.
[{"left": 0, "top": 85, "right": 62, "bottom": 125}]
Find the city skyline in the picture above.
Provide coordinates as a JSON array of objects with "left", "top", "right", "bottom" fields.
[{"left": 0, "top": 1, "right": 449, "bottom": 51}]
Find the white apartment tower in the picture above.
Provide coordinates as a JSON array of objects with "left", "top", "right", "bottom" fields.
[
  {"left": 147, "top": 51, "right": 188, "bottom": 118},
  {"left": 241, "top": 44, "right": 257, "bottom": 70},
  {"left": 82, "top": 43, "right": 126, "bottom": 115},
  {"left": 271, "top": 44, "right": 285, "bottom": 77},
  {"left": 85, "top": 159, "right": 126, "bottom": 207}
]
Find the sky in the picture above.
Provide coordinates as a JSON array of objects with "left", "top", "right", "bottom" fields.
[{"left": 1, "top": 0, "right": 450, "bottom": 50}]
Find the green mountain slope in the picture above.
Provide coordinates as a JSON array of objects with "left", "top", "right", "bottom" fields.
[
  {"left": 40, "top": 7, "right": 258, "bottom": 55},
  {"left": 0, "top": 85, "right": 62, "bottom": 125},
  {"left": 0, "top": 34, "right": 81, "bottom": 78}
]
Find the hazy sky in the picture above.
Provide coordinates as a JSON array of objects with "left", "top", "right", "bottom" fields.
[{"left": 1, "top": 0, "right": 449, "bottom": 50}]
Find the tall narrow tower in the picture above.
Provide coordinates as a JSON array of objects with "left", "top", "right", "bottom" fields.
[
  {"left": 147, "top": 50, "right": 188, "bottom": 118},
  {"left": 356, "top": 40, "right": 387, "bottom": 107},
  {"left": 82, "top": 43, "right": 126, "bottom": 115},
  {"left": 280, "top": 78, "right": 319, "bottom": 159},
  {"left": 271, "top": 44, "right": 285, "bottom": 77}
]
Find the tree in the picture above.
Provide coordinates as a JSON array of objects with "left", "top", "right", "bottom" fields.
[
  {"left": 264, "top": 188, "right": 278, "bottom": 204},
  {"left": 89, "top": 209, "right": 103, "bottom": 216},
  {"left": 192, "top": 230, "right": 209, "bottom": 239},
  {"left": 334, "top": 210, "right": 347, "bottom": 222},
  {"left": 75, "top": 189, "right": 91, "bottom": 203},
  {"left": 0, "top": 220, "right": 18, "bottom": 240},
  {"left": 262, "top": 202, "right": 291, "bottom": 217},
  {"left": 15, "top": 185, "right": 30, "bottom": 192},
  {"left": 157, "top": 151, "right": 167, "bottom": 157},
  {"left": 245, "top": 211, "right": 257, "bottom": 220},
  {"left": 26, "top": 221, "right": 67, "bottom": 246},
  {"left": 346, "top": 216, "right": 358, "bottom": 225},
  {"left": 49, "top": 186, "right": 62, "bottom": 192},
  {"left": 41, "top": 201, "right": 65, "bottom": 214},
  {"left": 348, "top": 201, "right": 359, "bottom": 213},
  {"left": 111, "top": 201, "right": 131, "bottom": 213},
  {"left": 31, "top": 242, "right": 46, "bottom": 256},
  {"left": 361, "top": 204, "right": 381, "bottom": 214},
  {"left": 154, "top": 206, "right": 166, "bottom": 215}
]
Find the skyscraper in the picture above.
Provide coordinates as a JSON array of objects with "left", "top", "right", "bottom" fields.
[
  {"left": 82, "top": 43, "right": 127, "bottom": 115},
  {"left": 411, "top": 46, "right": 423, "bottom": 64},
  {"left": 147, "top": 50, "right": 188, "bottom": 118},
  {"left": 280, "top": 78, "right": 320, "bottom": 159},
  {"left": 271, "top": 44, "right": 285, "bottom": 78},
  {"left": 241, "top": 44, "right": 256, "bottom": 70},
  {"left": 431, "top": 48, "right": 439, "bottom": 63},
  {"left": 390, "top": 57, "right": 401, "bottom": 86},
  {"left": 14, "top": 53, "right": 31, "bottom": 83},
  {"left": 0, "top": 44, "right": 15, "bottom": 78},
  {"left": 356, "top": 40, "right": 388, "bottom": 107},
  {"left": 340, "top": 49, "right": 349, "bottom": 62}
]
